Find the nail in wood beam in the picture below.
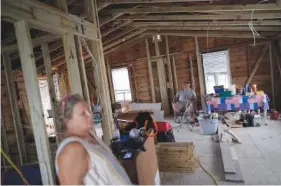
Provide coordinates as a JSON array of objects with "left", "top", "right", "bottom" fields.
[
  {"left": 165, "top": 36, "right": 175, "bottom": 97},
  {"left": 15, "top": 20, "right": 54, "bottom": 185},
  {"left": 62, "top": 33, "right": 83, "bottom": 96},
  {"left": 155, "top": 39, "right": 170, "bottom": 114},
  {"left": 172, "top": 56, "right": 179, "bottom": 91},
  {"left": 269, "top": 42, "right": 275, "bottom": 108},
  {"left": 194, "top": 37, "right": 206, "bottom": 111},
  {"left": 41, "top": 43, "right": 60, "bottom": 145},
  {"left": 2, "top": 52, "right": 27, "bottom": 165},
  {"left": 145, "top": 39, "right": 156, "bottom": 102},
  {"left": 246, "top": 44, "right": 269, "bottom": 85},
  {"left": 86, "top": 0, "right": 114, "bottom": 144}
]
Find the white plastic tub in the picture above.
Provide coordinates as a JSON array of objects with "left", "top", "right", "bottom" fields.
[{"left": 199, "top": 119, "right": 218, "bottom": 135}]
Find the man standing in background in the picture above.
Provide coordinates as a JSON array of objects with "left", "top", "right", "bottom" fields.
[{"left": 173, "top": 82, "right": 197, "bottom": 122}]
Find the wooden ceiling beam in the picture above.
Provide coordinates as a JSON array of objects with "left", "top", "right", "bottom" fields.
[
  {"left": 103, "top": 28, "right": 139, "bottom": 45},
  {"left": 119, "top": 12, "right": 281, "bottom": 20},
  {"left": 102, "top": 20, "right": 133, "bottom": 37},
  {"left": 2, "top": 0, "right": 97, "bottom": 40},
  {"left": 144, "top": 26, "right": 281, "bottom": 32},
  {"left": 146, "top": 30, "right": 269, "bottom": 38},
  {"left": 100, "top": 13, "right": 124, "bottom": 26},
  {"left": 104, "top": 3, "right": 280, "bottom": 14},
  {"left": 110, "top": 0, "right": 221, "bottom": 4},
  {"left": 2, "top": 35, "right": 60, "bottom": 53},
  {"left": 104, "top": 29, "right": 147, "bottom": 50},
  {"left": 129, "top": 20, "right": 281, "bottom": 27},
  {"left": 104, "top": 33, "right": 147, "bottom": 55}
]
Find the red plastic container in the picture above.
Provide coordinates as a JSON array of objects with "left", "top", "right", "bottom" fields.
[{"left": 156, "top": 121, "right": 173, "bottom": 132}]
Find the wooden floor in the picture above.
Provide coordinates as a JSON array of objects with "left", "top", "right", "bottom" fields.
[{"left": 161, "top": 118, "right": 281, "bottom": 185}]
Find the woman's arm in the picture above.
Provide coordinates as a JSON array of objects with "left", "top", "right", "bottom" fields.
[{"left": 57, "top": 142, "right": 89, "bottom": 185}]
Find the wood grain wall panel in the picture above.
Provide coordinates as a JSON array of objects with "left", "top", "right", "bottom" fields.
[{"left": 105, "top": 36, "right": 277, "bottom": 109}]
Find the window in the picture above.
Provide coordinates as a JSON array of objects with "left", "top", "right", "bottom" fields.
[
  {"left": 202, "top": 50, "right": 231, "bottom": 94},
  {"left": 111, "top": 67, "right": 132, "bottom": 102}
]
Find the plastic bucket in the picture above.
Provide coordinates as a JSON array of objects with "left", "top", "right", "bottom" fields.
[{"left": 199, "top": 119, "right": 218, "bottom": 135}]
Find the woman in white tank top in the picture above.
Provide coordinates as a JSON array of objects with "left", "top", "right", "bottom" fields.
[{"left": 55, "top": 94, "right": 131, "bottom": 185}]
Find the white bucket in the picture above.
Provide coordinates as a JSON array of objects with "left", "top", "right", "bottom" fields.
[{"left": 199, "top": 119, "right": 218, "bottom": 135}]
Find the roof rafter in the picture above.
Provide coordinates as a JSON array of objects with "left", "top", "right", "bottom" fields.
[
  {"left": 119, "top": 12, "right": 281, "bottom": 20},
  {"left": 104, "top": 3, "right": 281, "bottom": 14}
]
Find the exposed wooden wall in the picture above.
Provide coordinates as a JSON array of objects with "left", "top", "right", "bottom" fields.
[{"left": 106, "top": 36, "right": 280, "bottom": 109}]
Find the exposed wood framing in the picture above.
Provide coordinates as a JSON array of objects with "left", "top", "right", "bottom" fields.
[
  {"left": 1, "top": 110, "right": 10, "bottom": 171},
  {"left": 2, "top": 0, "right": 97, "bottom": 40},
  {"left": 172, "top": 56, "right": 179, "bottom": 90},
  {"left": 246, "top": 44, "right": 269, "bottom": 85},
  {"left": 106, "top": 3, "right": 280, "bottom": 14},
  {"left": 102, "top": 20, "right": 133, "bottom": 37},
  {"left": 104, "top": 29, "right": 146, "bottom": 50},
  {"left": 100, "top": 13, "right": 124, "bottom": 26},
  {"left": 74, "top": 36, "right": 91, "bottom": 108},
  {"left": 194, "top": 37, "right": 205, "bottom": 110},
  {"left": 2, "top": 35, "right": 59, "bottom": 53},
  {"left": 2, "top": 53, "right": 27, "bottom": 165},
  {"left": 41, "top": 43, "right": 60, "bottom": 146},
  {"left": 55, "top": 0, "right": 68, "bottom": 12},
  {"left": 144, "top": 26, "right": 281, "bottom": 32},
  {"left": 120, "top": 12, "right": 281, "bottom": 20},
  {"left": 62, "top": 33, "right": 83, "bottom": 96},
  {"left": 86, "top": 0, "right": 114, "bottom": 144},
  {"left": 130, "top": 20, "right": 281, "bottom": 27},
  {"left": 145, "top": 39, "right": 156, "bottom": 103},
  {"left": 104, "top": 33, "right": 147, "bottom": 55},
  {"left": 103, "top": 28, "right": 138, "bottom": 45},
  {"left": 269, "top": 42, "right": 275, "bottom": 108},
  {"left": 189, "top": 55, "right": 195, "bottom": 91},
  {"left": 147, "top": 31, "right": 267, "bottom": 38},
  {"left": 15, "top": 20, "right": 54, "bottom": 185},
  {"left": 110, "top": 0, "right": 222, "bottom": 4},
  {"left": 106, "top": 60, "right": 116, "bottom": 103},
  {"left": 155, "top": 40, "right": 170, "bottom": 114},
  {"left": 165, "top": 36, "right": 175, "bottom": 97}
]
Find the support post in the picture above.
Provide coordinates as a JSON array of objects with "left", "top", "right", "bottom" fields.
[
  {"left": 145, "top": 39, "right": 156, "bottom": 102},
  {"left": 15, "top": 20, "right": 54, "bottom": 185},
  {"left": 2, "top": 52, "right": 27, "bottom": 165},
  {"left": 269, "top": 42, "right": 275, "bottom": 108},
  {"left": 86, "top": 0, "right": 114, "bottom": 144},
  {"left": 62, "top": 33, "right": 83, "bottom": 96},
  {"left": 154, "top": 40, "right": 170, "bottom": 114},
  {"left": 165, "top": 36, "right": 175, "bottom": 98},
  {"left": 106, "top": 60, "right": 116, "bottom": 103},
  {"left": 74, "top": 36, "right": 91, "bottom": 107},
  {"left": 194, "top": 37, "right": 206, "bottom": 111},
  {"left": 41, "top": 43, "right": 60, "bottom": 146},
  {"left": 172, "top": 56, "right": 179, "bottom": 90},
  {"left": 189, "top": 55, "right": 195, "bottom": 90}
]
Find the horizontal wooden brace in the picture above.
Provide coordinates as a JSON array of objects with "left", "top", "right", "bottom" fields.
[{"left": 2, "top": 0, "right": 98, "bottom": 40}]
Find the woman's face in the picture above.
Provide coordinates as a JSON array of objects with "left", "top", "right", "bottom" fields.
[{"left": 65, "top": 101, "right": 93, "bottom": 137}]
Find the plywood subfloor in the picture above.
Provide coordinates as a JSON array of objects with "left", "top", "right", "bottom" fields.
[{"left": 161, "top": 118, "right": 281, "bottom": 185}]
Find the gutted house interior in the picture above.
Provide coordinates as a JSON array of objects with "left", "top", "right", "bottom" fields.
[{"left": 1, "top": 0, "right": 281, "bottom": 185}]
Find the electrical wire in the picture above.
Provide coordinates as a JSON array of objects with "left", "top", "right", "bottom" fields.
[
  {"left": 1, "top": 148, "right": 29, "bottom": 185},
  {"left": 200, "top": 163, "right": 218, "bottom": 185}
]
